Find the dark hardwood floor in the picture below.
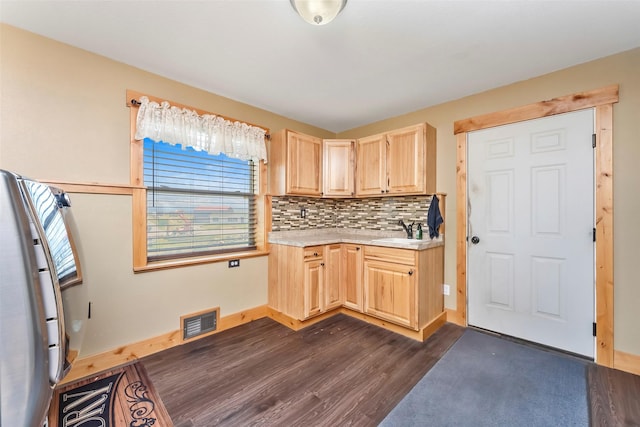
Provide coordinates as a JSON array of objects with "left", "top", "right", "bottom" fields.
[
  {"left": 142, "top": 314, "right": 640, "bottom": 427},
  {"left": 142, "top": 314, "right": 464, "bottom": 426},
  {"left": 588, "top": 363, "right": 640, "bottom": 427}
]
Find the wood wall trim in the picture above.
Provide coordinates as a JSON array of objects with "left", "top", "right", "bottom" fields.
[
  {"left": 266, "top": 307, "right": 340, "bottom": 331},
  {"left": 133, "top": 249, "right": 269, "bottom": 273},
  {"left": 455, "top": 85, "right": 618, "bottom": 366},
  {"left": 614, "top": 350, "right": 640, "bottom": 376},
  {"left": 453, "top": 84, "right": 619, "bottom": 134},
  {"left": 340, "top": 308, "right": 446, "bottom": 342},
  {"left": 595, "top": 103, "right": 615, "bottom": 367},
  {"left": 267, "top": 307, "right": 447, "bottom": 343},
  {"left": 40, "top": 180, "right": 142, "bottom": 195},
  {"left": 60, "top": 305, "right": 269, "bottom": 386},
  {"left": 445, "top": 308, "right": 465, "bottom": 326},
  {"left": 455, "top": 133, "right": 468, "bottom": 327}
]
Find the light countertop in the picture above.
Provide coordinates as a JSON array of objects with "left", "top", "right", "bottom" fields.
[{"left": 268, "top": 228, "right": 444, "bottom": 251}]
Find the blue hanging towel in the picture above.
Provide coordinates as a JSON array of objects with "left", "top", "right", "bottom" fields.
[{"left": 427, "top": 194, "right": 443, "bottom": 238}]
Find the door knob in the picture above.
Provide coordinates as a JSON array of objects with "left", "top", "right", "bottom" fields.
[{"left": 470, "top": 236, "right": 480, "bottom": 244}]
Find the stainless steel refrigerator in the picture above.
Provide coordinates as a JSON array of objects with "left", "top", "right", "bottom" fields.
[{"left": 0, "top": 169, "right": 87, "bottom": 427}]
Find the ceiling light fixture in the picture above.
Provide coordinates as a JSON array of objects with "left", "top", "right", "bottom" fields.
[{"left": 290, "top": 0, "right": 347, "bottom": 26}]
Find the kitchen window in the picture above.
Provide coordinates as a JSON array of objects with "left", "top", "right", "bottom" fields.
[
  {"left": 128, "top": 90, "right": 269, "bottom": 271},
  {"left": 144, "top": 138, "right": 257, "bottom": 261}
]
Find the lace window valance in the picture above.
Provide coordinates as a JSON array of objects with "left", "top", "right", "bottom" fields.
[{"left": 134, "top": 96, "right": 268, "bottom": 163}]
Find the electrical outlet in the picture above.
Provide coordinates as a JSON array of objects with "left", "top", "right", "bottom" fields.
[
  {"left": 300, "top": 208, "right": 307, "bottom": 218},
  {"left": 228, "top": 259, "right": 240, "bottom": 268},
  {"left": 443, "top": 284, "right": 450, "bottom": 296}
]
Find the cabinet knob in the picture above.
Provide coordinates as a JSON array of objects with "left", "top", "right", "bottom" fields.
[
  {"left": 321, "top": 263, "right": 325, "bottom": 267},
  {"left": 381, "top": 190, "right": 385, "bottom": 194},
  {"left": 356, "top": 247, "right": 361, "bottom": 251},
  {"left": 408, "top": 270, "right": 414, "bottom": 276},
  {"left": 313, "top": 252, "right": 318, "bottom": 256}
]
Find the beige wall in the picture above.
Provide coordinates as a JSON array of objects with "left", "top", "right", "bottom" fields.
[
  {"left": 0, "top": 24, "right": 332, "bottom": 357},
  {"left": 338, "top": 47, "right": 640, "bottom": 356},
  {"left": 2, "top": 23, "right": 639, "bottom": 358}
]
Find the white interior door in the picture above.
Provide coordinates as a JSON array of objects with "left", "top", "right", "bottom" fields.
[{"left": 467, "top": 109, "right": 595, "bottom": 357}]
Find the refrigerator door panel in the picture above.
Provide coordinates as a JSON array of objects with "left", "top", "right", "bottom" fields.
[
  {"left": 19, "top": 179, "right": 69, "bottom": 385},
  {"left": 0, "top": 171, "right": 52, "bottom": 427},
  {"left": 38, "top": 271, "right": 58, "bottom": 320}
]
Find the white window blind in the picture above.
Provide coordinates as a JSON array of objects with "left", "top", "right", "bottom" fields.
[{"left": 143, "top": 138, "right": 256, "bottom": 260}]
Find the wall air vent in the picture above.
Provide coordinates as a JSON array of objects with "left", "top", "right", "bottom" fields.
[{"left": 181, "top": 307, "right": 219, "bottom": 342}]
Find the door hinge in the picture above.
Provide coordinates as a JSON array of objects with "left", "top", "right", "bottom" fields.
[
  {"left": 593, "top": 322, "right": 597, "bottom": 337},
  {"left": 592, "top": 134, "right": 596, "bottom": 148},
  {"left": 593, "top": 227, "right": 596, "bottom": 242}
]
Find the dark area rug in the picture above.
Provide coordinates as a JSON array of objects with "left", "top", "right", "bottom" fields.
[
  {"left": 49, "top": 362, "right": 173, "bottom": 426},
  {"left": 380, "top": 329, "right": 589, "bottom": 426}
]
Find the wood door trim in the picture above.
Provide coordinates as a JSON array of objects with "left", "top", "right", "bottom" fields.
[
  {"left": 454, "top": 85, "right": 618, "bottom": 366},
  {"left": 454, "top": 85, "right": 619, "bottom": 134}
]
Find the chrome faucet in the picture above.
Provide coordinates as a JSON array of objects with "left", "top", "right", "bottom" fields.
[{"left": 398, "top": 220, "right": 415, "bottom": 239}]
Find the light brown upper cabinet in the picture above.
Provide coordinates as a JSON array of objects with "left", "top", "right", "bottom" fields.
[
  {"left": 354, "top": 133, "right": 387, "bottom": 196},
  {"left": 356, "top": 123, "right": 436, "bottom": 196},
  {"left": 269, "top": 129, "right": 323, "bottom": 197},
  {"left": 323, "top": 139, "right": 355, "bottom": 197}
]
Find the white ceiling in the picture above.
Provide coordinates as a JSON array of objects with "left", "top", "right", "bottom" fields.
[{"left": 1, "top": 1, "right": 639, "bottom": 133}]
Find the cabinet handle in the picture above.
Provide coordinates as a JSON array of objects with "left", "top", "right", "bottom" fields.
[{"left": 408, "top": 270, "right": 414, "bottom": 276}]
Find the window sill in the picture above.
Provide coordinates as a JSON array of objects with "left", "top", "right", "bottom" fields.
[{"left": 133, "top": 249, "right": 270, "bottom": 273}]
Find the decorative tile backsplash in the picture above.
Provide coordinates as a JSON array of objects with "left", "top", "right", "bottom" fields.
[{"left": 271, "top": 195, "right": 434, "bottom": 232}]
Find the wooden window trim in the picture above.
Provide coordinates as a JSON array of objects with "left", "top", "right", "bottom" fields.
[
  {"left": 127, "top": 90, "right": 270, "bottom": 272},
  {"left": 453, "top": 85, "right": 618, "bottom": 366}
]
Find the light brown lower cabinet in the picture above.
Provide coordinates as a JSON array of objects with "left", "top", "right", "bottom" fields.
[
  {"left": 342, "top": 244, "right": 363, "bottom": 311},
  {"left": 269, "top": 244, "right": 324, "bottom": 320},
  {"left": 362, "top": 245, "right": 443, "bottom": 331},
  {"left": 303, "top": 254, "right": 323, "bottom": 318},
  {"left": 269, "top": 244, "right": 339, "bottom": 321},
  {"left": 324, "top": 244, "right": 343, "bottom": 311},
  {"left": 363, "top": 259, "right": 415, "bottom": 328},
  {"left": 268, "top": 243, "right": 443, "bottom": 329}
]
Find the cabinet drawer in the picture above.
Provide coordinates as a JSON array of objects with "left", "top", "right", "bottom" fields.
[
  {"left": 303, "top": 246, "right": 324, "bottom": 260},
  {"left": 363, "top": 245, "right": 416, "bottom": 266}
]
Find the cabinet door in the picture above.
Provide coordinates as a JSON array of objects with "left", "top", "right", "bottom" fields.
[
  {"left": 356, "top": 134, "right": 387, "bottom": 196},
  {"left": 323, "top": 139, "right": 355, "bottom": 197},
  {"left": 342, "top": 244, "right": 363, "bottom": 311},
  {"left": 386, "top": 124, "right": 426, "bottom": 194},
  {"left": 324, "top": 244, "right": 343, "bottom": 310},
  {"left": 304, "top": 259, "right": 323, "bottom": 318},
  {"left": 287, "top": 131, "right": 323, "bottom": 196},
  {"left": 364, "top": 260, "right": 416, "bottom": 329}
]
